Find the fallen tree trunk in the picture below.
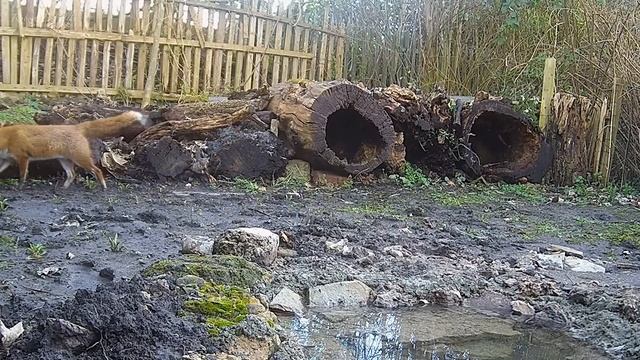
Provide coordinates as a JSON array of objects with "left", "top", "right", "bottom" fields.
[
  {"left": 132, "top": 105, "right": 256, "bottom": 144},
  {"left": 268, "top": 81, "right": 396, "bottom": 175},
  {"left": 460, "top": 99, "right": 552, "bottom": 183}
]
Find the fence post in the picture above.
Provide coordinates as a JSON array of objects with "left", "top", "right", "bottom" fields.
[
  {"left": 602, "top": 77, "right": 625, "bottom": 185},
  {"left": 539, "top": 57, "right": 557, "bottom": 131},
  {"left": 143, "top": 0, "right": 165, "bottom": 108}
]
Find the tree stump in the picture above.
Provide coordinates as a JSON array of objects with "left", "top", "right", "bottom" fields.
[
  {"left": 268, "top": 81, "right": 396, "bottom": 175},
  {"left": 461, "top": 99, "right": 552, "bottom": 183},
  {"left": 206, "top": 127, "right": 289, "bottom": 180},
  {"left": 134, "top": 136, "right": 193, "bottom": 178},
  {"left": 543, "top": 93, "right": 594, "bottom": 185}
]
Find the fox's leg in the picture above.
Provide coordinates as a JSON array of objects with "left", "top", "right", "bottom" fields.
[
  {"left": 74, "top": 157, "right": 107, "bottom": 190},
  {"left": 0, "top": 160, "right": 10, "bottom": 175},
  {"left": 58, "top": 159, "right": 76, "bottom": 188},
  {"left": 16, "top": 156, "right": 29, "bottom": 186}
]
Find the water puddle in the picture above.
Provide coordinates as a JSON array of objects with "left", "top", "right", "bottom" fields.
[{"left": 280, "top": 307, "right": 608, "bottom": 360}]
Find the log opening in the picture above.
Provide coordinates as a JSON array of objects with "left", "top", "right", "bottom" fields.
[
  {"left": 325, "top": 108, "right": 385, "bottom": 165},
  {"left": 469, "top": 110, "right": 539, "bottom": 166},
  {"left": 269, "top": 81, "right": 395, "bottom": 174},
  {"left": 464, "top": 100, "right": 552, "bottom": 182}
]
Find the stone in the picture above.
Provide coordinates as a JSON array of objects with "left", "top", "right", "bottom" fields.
[
  {"left": 511, "top": 300, "right": 535, "bottom": 316},
  {"left": 536, "top": 253, "right": 565, "bottom": 270},
  {"left": 66, "top": 252, "right": 75, "bottom": 260},
  {"left": 248, "top": 297, "right": 267, "bottom": 315},
  {"left": 373, "top": 289, "right": 403, "bottom": 308},
  {"left": 383, "top": 245, "right": 411, "bottom": 258},
  {"left": 181, "top": 235, "right": 215, "bottom": 256},
  {"left": 47, "top": 318, "right": 98, "bottom": 353},
  {"left": 276, "top": 248, "right": 298, "bottom": 258},
  {"left": 564, "top": 257, "right": 605, "bottom": 273},
  {"left": 99, "top": 267, "right": 115, "bottom": 281},
  {"left": 226, "top": 315, "right": 281, "bottom": 360},
  {"left": 283, "top": 159, "right": 311, "bottom": 184},
  {"left": 325, "top": 239, "right": 347, "bottom": 252},
  {"left": 547, "top": 244, "right": 584, "bottom": 258},
  {"left": 215, "top": 228, "right": 279, "bottom": 267},
  {"left": 310, "top": 170, "right": 351, "bottom": 188},
  {"left": 270, "top": 287, "right": 305, "bottom": 315},
  {"left": 176, "top": 275, "right": 206, "bottom": 288},
  {"left": 503, "top": 278, "right": 518, "bottom": 287},
  {"left": 0, "top": 319, "right": 23, "bottom": 349},
  {"left": 309, "top": 280, "right": 372, "bottom": 308}
]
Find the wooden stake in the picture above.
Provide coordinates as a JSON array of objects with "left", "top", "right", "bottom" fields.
[
  {"left": 603, "top": 77, "right": 625, "bottom": 184},
  {"left": 539, "top": 57, "right": 556, "bottom": 131},
  {"left": 142, "top": 0, "right": 165, "bottom": 108}
]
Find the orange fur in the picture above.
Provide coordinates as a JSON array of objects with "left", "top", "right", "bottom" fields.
[{"left": 0, "top": 111, "right": 151, "bottom": 189}]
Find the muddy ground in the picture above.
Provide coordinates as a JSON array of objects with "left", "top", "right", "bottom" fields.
[{"left": 0, "top": 177, "right": 638, "bottom": 359}]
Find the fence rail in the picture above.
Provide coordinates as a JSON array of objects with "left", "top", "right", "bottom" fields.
[{"left": 0, "top": 0, "right": 346, "bottom": 101}]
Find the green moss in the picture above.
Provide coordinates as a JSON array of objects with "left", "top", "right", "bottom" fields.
[
  {"left": 522, "top": 221, "right": 563, "bottom": 241},
  {"left": 602, "top": 223, "right": 640, "bottom": 248},
  {"left": 496, "top": 183, "right": 546, "bottom": 203},
  {"left": 0, "top": 235, "right": 17, "bottom": 250},
  {"left": 143, "top": 255, "right": 268, "bottom": 288},
  {"left": 430, "top": 190, "right": 494, "bottom": 207},
  {"left": 0, "top": 98, "right": 41, "bottom": 125},
  {"left": 184, "top": 283, "right": 251, "bottom": 336}
]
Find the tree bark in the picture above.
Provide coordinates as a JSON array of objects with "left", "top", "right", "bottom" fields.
[
  {"left": 543, "top": 93, "right": 594, "bottom": 185},
  {"left": 268, "top": 80, "right": 396, "bottom": 175}
]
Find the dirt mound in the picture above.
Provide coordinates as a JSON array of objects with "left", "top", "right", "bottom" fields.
[{"left": 6, "top": 276, "right": 216, "bottom": 360}]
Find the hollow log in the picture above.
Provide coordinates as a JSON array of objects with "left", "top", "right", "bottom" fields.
[
  {"left": 543, "top": 93, "right": 595, "bottom": 185},
  {"left": 461, "top": 99, "right": 552, "bottom": 183},
  {"left": 268, "top": 81, "right": 396, "bottom": 175}
]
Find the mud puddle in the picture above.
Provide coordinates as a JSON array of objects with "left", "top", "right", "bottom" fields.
[{"left": 281, "top": 307, "right": 608, "bottom": 360}]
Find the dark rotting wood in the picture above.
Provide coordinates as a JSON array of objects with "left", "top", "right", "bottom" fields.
[
  {"left": 374, "top": 85, "right": 457, "bottom": 175},
  {"left": 268, "top": 81, "right": 396, "bottom": 175},
  {"left": 461, "top": 99, "right": 552, "bottom": 183}
]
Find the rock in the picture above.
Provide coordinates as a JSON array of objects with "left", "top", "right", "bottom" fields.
[
  {"left": 47, "top": 318, "right": 98, "bottom": 353},
  {"left": 181, "top": 235, "right": 215, "bottom": 256},
  {"left": 215, "top": 228, "right": 279, "bottom": 267},
  {"left": 373, "top": 289, "right": 403, "bottom": 308},
  {"left": 176, "top": 275, "right": 206, "bottom": 288},
  {"left": 309, "top": 280, "right": 372, "bottom": 308},
  {"left": 564, "top": 256, "right": 605, "bottom": 273},
  {"left": 536, "top": 253, "right": 565, "bottom": 270},
  {"left": 547, "top": 244, "right": 584, "bottom": 258},
  {"left": 426, "top": 289, "right": 463, "bottom": 306},
  {"left": 99, "top": 267, "right": 115, "bottom": 281},
  {"left": 248, "top": 297, "right": 267, "bottom": 315},
  {"left": 66, "top": 252, "right": 75, "bottom": 260},
  {"left": 276, "top": 248, "right": 298, "bottom": 258},
  {"left": 503, "top": 278, "right": 518, "bottom": 287},
  {"left": 310, "top": 170, "right": 351, "bottom": 188},
  {"left": 283, "top": 159, "right": 311, "bottom": 184},
  {"left": 226, "top": 315, "right": 281, "bottom": 360},
  {"left": 0, "top": 319, "right": 23, "bottom": 349},
  {"left": 325, "top": 239, "right": 347, "bottom": 252},
  {"left": 511, "top": 300, "right": 535, "bottom": 316},
  {"left": 37, "top": 266, "right": 63, "bottom": 277},
  {"left": 383, "top": 245, "right": 411, "bottom": 258},
  {"left": 270, "top": 287, "right": 305, "bottom": 315}
]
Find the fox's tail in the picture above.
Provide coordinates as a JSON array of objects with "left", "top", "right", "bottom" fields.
[{"left": 74, "top": 111, "right": 153, "bottom": 140}]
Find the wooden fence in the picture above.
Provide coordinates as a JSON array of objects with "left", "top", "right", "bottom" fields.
[{"left": 0, "top": 0, "right": 346, "bottom": 103}]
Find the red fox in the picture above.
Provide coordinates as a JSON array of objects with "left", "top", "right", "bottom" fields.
[{"left": 0, "top": 111, "right": 152, "bottom": 189}]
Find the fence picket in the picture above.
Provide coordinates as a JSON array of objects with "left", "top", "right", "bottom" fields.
[{"left": 0, "top": 0, "right": 344, "bottom": 98}]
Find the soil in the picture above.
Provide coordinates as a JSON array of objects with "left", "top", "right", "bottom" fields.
[{"left": 0, "top": 178, "right": 638, "bottom": 359}]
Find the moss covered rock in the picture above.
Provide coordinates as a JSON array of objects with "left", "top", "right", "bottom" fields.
[{"left": 143, "top": 255, "right": 269, "bottom": 289}]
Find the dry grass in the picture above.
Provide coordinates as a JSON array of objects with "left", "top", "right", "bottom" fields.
[{"left": 336, "top": 0, "right": 640, "bottom": 183}]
